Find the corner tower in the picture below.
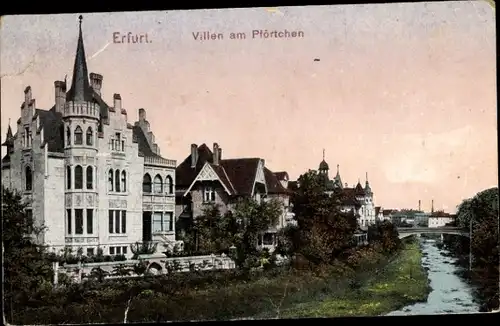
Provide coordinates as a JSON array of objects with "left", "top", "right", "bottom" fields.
[{"left": 63, "top": 16, "right": 100, "bottom": 241}]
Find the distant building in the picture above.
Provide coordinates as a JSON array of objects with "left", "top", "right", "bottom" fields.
[
  {"left": 175, "top": 143, "right": 294, "bottom": 251},
  {"left": 315, "top": 151, "right": 376, "bottom": 227},
  {"left": 1, "top": 18, "right": 178, "bottom": 258},
  {"left": 375, "top": 206, "right": 385, "bottom": 221},
  {"left": 382, "top": 209, "right": 396, "bottom": 222},
  {"left": 428, "top": 211, "right": 456, "bottom": 228}
]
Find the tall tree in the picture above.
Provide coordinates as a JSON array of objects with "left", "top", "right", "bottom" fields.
[
  {"left": 285, "top": 170, "right": 358, "bottom": 266},
  {"left": 2, "top": 185, "right": 53, "bottom": 323}
]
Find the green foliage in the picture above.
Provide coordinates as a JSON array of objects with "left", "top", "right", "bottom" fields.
[
  {"left": 189, "top": 203, "right": 239, "bottom": 253},
  {"left": 181, "top": 198, "right": 283, "bottom": 269},
  {"left": 444, "top": 187, "right": 499, "bottom": 311},
  {"left": 2, "top": 185, "right": 56, "bottom": 323},
  {"left": 455, "top": 187, "right": 499, "bottom": 269},
  {"left": 367, "top": 220, "right": 402, "bottom": 254},
  {"left": 284, "top": 170, "right": 359, "bottom": 266}
]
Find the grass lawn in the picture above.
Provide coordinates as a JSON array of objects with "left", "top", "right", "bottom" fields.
[{"left": 278, "top": 241, "right": 431, "bottom": 318}]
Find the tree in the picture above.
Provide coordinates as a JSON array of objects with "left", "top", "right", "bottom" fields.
[
  {"left": 284, "top": 170, "right": 358, "bottom": 266},
  {"left": 232, "top": 197, "right": 282, "bottom": 268},
  {"left": 191, "top": 204, "right": 239, "bottom": 253},
  {"left": 367, "top": 220, "right": 401, "bottom": 254},
  {"left": 2, "top": 185, "right": 53, "bottom": 323}
]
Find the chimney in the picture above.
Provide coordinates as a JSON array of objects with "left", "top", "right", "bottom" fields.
[
  {"left": 89, "top": 73, "right": 103, "bottom": 96},
  {"left": 431, "top": 199, "right": 434, "bottom": 213},
  {"left": 139, "top": 108, "right": 146, "bottom": 121},
  {"left": 113, "top": 94, "right": 122, "bottom": 110},
  {"left": 213, "top": 143, "right": 220, "bottom": 165},
  {"left": 418, "top": 200, "right": 421, "bottom": 211},
  {"left": 191, "top": 144, "right": 198, "bottom": 168},
  {"left": 218, "top": 147, "right": 222, "bottom": 161},
  {"left": 24, "top": 86, "right": 32, "bottom": 106},
  {"left": 54, "top": 81, "right": 67, "bottom": 113}
]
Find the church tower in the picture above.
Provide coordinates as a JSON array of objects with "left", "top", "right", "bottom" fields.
[{"left": 63, "top": 16, "right": 100, "bottom": 238}]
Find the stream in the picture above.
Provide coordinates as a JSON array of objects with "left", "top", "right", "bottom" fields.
[{"left": 387, "top": 237, "right": 480, "bottom": 315}]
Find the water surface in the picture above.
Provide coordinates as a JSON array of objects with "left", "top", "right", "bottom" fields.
[{"left": 387, "top": 238, "right": 480, "bottom": 315}]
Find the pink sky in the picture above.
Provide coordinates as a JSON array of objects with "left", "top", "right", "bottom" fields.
[{"left": 1, "top": 2, "right": 497, "bottom": 212}]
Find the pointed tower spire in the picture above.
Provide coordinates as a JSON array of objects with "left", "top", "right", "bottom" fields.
[
  {"left": 7, "top": 119, "right": 13, "bottom": 138},
  {"left": 337, "top": 164, "right": 340, "bottom": 175},
  {"left": 364, "top": 171, "right": 372, "bottom": 194},
  {"left": 322, "top": 148, "right": 325, "bottom": 160},
  {"left": 66, "top": 15, "right": 93, "bottom": 102},
  {"left": 2, "top": 119, "right": 14, "bottom": 147}
]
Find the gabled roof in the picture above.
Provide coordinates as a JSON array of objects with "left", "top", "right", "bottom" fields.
[
  {"left": 219, "top": 158, "right": 260, "bottom": 196},
  {"left": 175, "top": 144, "right": 214, "bottom": 188},
  {"left": 355, "top": 182, "right": 365, "bottom": 195},
  {"left": 273, "top": 171, "right": 289, "bottom": 181},
  {"left": 340, "top": 187, "right": 362, "bottom": 207},
  {"left": 265, "top": 168, "right": 290, "bottom": 194},
  {"left": 131, "top": 125, "right": 169, "bottom": 160},
  {"left": 375, "top": 206, "right": 381, "bottom": 216},
  {"left": 176, "top": 143, "right": 290, "bottom": 197},
  {"left": 35, "top": 108, "right": 65, "bottom": 152}
]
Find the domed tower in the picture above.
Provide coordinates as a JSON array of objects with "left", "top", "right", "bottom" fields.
[
  {"left": 63, "top": 16, "right": 100, "bottom": 241},
  {"left": 318, "top": 149, "right": 329, "bottom": 178}
]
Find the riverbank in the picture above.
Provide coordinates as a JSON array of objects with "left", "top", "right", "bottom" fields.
[
  {"left": 440, "top": 235, "right": 500, "bottom": 312},
  {"left": 12, "top": 241, "right": 430, "bottom": 323},
  {"left": 275, "top": 240, "right": 431, "bottom": 318}
]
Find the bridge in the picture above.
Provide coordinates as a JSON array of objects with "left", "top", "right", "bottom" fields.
[{"left": 397, "top": 227, "right": 470, "bottom": 239}]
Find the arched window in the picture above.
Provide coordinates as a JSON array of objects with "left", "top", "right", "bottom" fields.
[
  {"left": 165, "top": 175, "right": 174, "bottom": 194},
  {"left": 66, "top": 166, "right": 72, "bottom": 189},
  {"left": 142, "top": 173, "right": 152, "bottom": 193},
  {"left": 115, "top": 169, "right": 121, "bottom": 192},
  {"left": 74, "top": 165, "right": 83, "bottom": 189},
  {"left": 86, "top": 166, "right": 93, "bottom": 189},
  {"left": 154, "top": 174, "right": 163, "bottom": 193},
  {"left": 108, "top": 169, "right": 114, "bottom": 192},
  {"left": 74, "top": 126, "right": 83, "bottom": 145},
  {"left": 86, "top": 127, "right": 93, "bottom": 146},
  {"left": 66, "top": 127, "right": 71, "bottom": 146},
  {"left": 25, "top": 166, "right": 32, "bottom": 191},
  {"left": 121, "top": 170, "right": 127, "bottom": 192}
]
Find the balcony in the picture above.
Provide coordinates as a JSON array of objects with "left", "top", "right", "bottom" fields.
[
  {"left": 142, "top": 194, "right": 175, "bottom": 205},
  {"left": 144, "top": 156, "right": 176, "bottom": 168},
  {"left": 142, "top": 194, "right": 175, "bottom": 211}
]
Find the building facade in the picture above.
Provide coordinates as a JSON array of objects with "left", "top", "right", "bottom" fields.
[
  {"left": 175, "top": 143, "right": 295, "bottom": 251},
  {"left": 428, "top": 212, "right": 456, "bottom": 228},
  {"left": 1, "top": 18, "right": 178, "bottom": 258},
  {"left": 316, "top": 154, "right": 377, "bottom": 227}
]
